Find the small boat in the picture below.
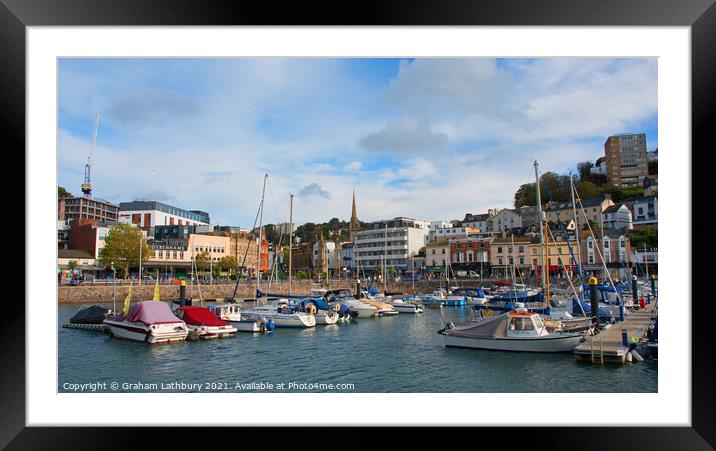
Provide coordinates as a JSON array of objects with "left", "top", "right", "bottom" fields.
[
  {"left": 298, "top": 298, "right": 339, "bottom": 325},
  {"left": 449, "top": 287, "right": 493, "bottom": 305},
  {"left": 439, "top": 304, "right": 587, "bottom": 352},
  {"left": 175, "top": 306, "right": 237, "bottom": 338},
  {"left": 209, "top": 303, "right": 274, "bottom": 332},
  {"left": 104, "top": 301, "right": 188, "bottom": 344},
  {"left": 418, "top": 289, "right": 467, "bottom": 307},
  {"left": 323, "top": 289, "right": 378, "bottom": 318},
  {"left": 69, "top": 304, "right": 111, "bottom": 324},
  {"left": 241, "top": 301, "right": 316, "bottom": 328},
  {"left": 386, "top": 298, "right": 424, "bottom": 314}
]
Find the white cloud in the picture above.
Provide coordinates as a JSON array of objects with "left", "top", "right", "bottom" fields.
[
  {"left": 359, "top": 117, "right": 448, "bottom": 154},
  {"left": 58, "top": 58, "right": 657, "bottom": 227}
]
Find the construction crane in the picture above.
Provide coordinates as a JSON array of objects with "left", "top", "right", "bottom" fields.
[{"left": 81, "top": 113, "right": 100, "bottom": 197}]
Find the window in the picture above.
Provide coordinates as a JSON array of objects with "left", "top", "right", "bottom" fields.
[
  {"left": 498, "top": 257, "right": 503, "bottom": 265},
  {"left": 509, "top": 317, "right": 535, "bottom": 331}
]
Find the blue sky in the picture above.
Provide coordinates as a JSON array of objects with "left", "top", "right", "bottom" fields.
[{"left": 58, "top": 58, "right": 657, "bottom": 227}]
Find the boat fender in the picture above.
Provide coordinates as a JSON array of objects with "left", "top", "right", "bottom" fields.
[
  {"left": 626, "top": 351, "right": 633, "bottom": 363},
  {"left": 265, "top": 319, "right": 276, "bottom": 331},
  {"left": 630, "top": 349, "right": 644, "bottom": 362}
]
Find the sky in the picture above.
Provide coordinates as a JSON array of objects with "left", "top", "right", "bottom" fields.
[{"left": 58, "top": 58, "right": 658, "bottom": 228}]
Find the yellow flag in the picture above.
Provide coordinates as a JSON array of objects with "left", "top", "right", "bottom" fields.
[
  {"left": 153, "top": 270, "right": 160, "bottom": 301},
  {"left": 123, "top": 281, "right": 133, "bottom": 316}
]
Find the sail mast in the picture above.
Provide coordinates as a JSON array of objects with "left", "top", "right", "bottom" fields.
[
  {"left": 534, "top": 161, "right": 546, "bottom": 291},
  {"left": 569, "top": 170, "right": 582, "bottom": 275},
  {"left": 256, "top": 173, "right": 268, "bottom": 299},
  {"left": 288, "top": 193, "right": 293, "bottom": 296}
]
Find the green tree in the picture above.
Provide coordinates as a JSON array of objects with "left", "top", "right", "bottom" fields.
[
  {"left": 194, "top": 250, "right": 211, "bottom": 272},
  {"left": 574, "top": 180, "right": 601, "bottom": 200},
  {"left": 219, "top": 255, "right": 238, "bottom": 275},
  {"left": 628, "top": 226, "right": 658, "bottom": 249},
  {"left": 67, "top": 260, "right": 77, "bottom": 272},
  {"left": 99, "top": 224, "right": 151, "bottom": 278},
  {"left": 296, "top": 269, "right": 308, "bottom": 280},
  {"left": 58, "top": 186, "right": 72, "bottom": 199},
  {"left": 582, "top": 220, "right": 598, "bottom": 231}
]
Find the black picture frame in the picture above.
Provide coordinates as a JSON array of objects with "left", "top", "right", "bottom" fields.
[{"left": 3, "top": 0, "right": 712, "bottom": 448}]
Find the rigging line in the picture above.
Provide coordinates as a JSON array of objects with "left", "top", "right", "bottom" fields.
[
  {"left": 231, "top": 199, "right": 263, "bottom": 301},
  {"left": 534, "top": 165, "right": 584, "bottom": 286},
  {"left": 572, "top": 185, "right": 623, "bottom": 304},
  {"left": 548, "top": 227, "right": 587, "bottom": 318}
]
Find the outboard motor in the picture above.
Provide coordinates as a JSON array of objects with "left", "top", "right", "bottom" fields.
[{"left": 338, "top": 303, "right": 351, "bottom": 318}]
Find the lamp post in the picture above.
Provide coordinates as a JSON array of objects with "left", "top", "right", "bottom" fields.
[
  {"left": 111, "top": 261, "right": 116, "bottom": 314},
  {"left": 138, "top": 234, "right": 144, "bottom": 286}
]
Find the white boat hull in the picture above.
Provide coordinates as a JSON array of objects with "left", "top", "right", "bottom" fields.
[
  {"left": 104, "top": 319, "right": 188, "bottom": 344},
  {"left": 226, "top": 319, "right": 264, "bottom": 332},
  {"left": 315, "top": 311, "right": 339, "bottom": 325},
  {"left": 392, "top": 304, "right": 424, "bottom": 314},
  {"left": 242, "top": 311, "right": 316, "bottom": 328},
  {"left": 442, "top": 333, "right": 584, "bottom": 352},
  {"left": 186, "top": 324, "right": 237, "bottom": 338}
]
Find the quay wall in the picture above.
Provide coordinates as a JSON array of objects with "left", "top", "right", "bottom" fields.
[{"left": 57, "top": 280, "right": 494, "bottom": 304}]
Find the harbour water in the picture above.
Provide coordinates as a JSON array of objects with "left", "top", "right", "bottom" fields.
[{"left": 59, "top": 302, "right": 657, "bottom": 393}]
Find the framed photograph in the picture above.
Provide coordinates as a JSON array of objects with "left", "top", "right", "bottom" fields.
[{"left": 5, "top": 0, "right": 712, "bottom": 447}]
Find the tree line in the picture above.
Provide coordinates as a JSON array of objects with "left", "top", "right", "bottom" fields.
[{"left": 513, "top": 161, "right": 644, "bottom": 209}]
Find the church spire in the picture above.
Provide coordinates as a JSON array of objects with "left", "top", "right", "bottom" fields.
[{"left": 349, "top": 189, "right": 360, "bottom": 242}]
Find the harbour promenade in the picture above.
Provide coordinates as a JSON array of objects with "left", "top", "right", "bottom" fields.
[{"left": 57, "top": 279, "right": 494, "bottom": 304}]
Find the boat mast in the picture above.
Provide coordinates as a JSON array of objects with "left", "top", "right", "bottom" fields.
[
  {"left": 510, "top": 234, "right": 517, "bottom": 294},
  {"left": 534, "top": 160, "right": 546, "bottom": 292},
  {"left": 256, "top": 173, "right": 268, "bottom": 300},
  {"left": 288, "top": 193, "right": 293, "bottom": 296},
  {"left": 383, "top": 221, "right": 387, "bottom": 294},
  {"left": 569, "top": 171, "right": 582, "bottom": 275}
]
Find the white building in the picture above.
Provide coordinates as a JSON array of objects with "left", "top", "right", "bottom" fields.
[
  {"left": 312, "top": 241, "right": 337, "bottom": 269},
  {"left": 276, "top": 222, "right": 297, "bottom": 236},
  {"left": 602, "top": 204, "right": 633, "bottom": 230},
  {"left": 426, "top": 240, "right": 450, "bottom": 270},
  {"left": 118, "top": 200, "right": 210, "bottom": 229},
  {"left": 487, "top": 208, "right": 522, "bottom": 233},
  {"left": 462, "top": 211, "right": 496, "bottom": 231},
  {"left": 428, "top": 226, "right": 480, "bottom": 242},
  {"left": 337, "top": 242, "right": 355, "bottom": 270},
  {"left": 630, "top": 196, "right": 658, "bottom": 227},
  {"left": 354, "top": 217, "right": 429, "bottom": 271},
  {"left": 428, "top": 220, "right": 456, "bottom": 231}
]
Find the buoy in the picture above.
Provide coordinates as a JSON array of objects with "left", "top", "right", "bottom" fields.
[
  {"left": 630, "top": 349, "right": 644, "bottom": 362},
  {"left": 265, "top": 319, "right": 276, "bottom": 331}
]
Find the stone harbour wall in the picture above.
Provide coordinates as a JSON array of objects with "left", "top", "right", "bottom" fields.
[{"left": 57, "top": 279, "right": 493, "bottom": 304}]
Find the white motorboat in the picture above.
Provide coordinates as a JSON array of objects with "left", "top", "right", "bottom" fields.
[
  {"left": 439, "top": 305, "right": 587, "bottom": 352},
  {"left": 209, "top": 303, "right": 274, "bottom": 332},
  {"left": 104, "top": 301, "right": 188, "bottom": 344},
  {"left": 241, "top": 301, "right": 316, "bottom": 328},
  {"left": 339, "top": 298, "right": 378, "bottom": 318},
  {"left": 386, "top": 298, "right": 424, "bottom": 314}
]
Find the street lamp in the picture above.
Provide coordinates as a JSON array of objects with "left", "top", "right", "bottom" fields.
[{"left": 111, "top": 261, "right": 117, "bottom": 314}]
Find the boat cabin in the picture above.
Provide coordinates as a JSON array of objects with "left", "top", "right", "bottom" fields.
[
  {"left": 505, "top": 309, "right": 549, "bottom": 338},
  {"left": 210, "top": 304, "right": 241, "bottom": 321}
]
